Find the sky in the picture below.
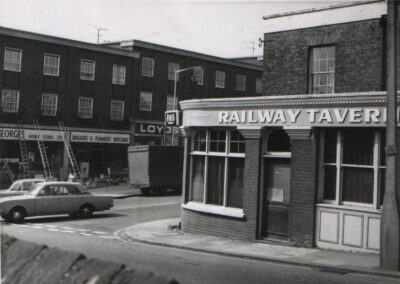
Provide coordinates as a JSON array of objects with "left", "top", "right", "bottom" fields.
[{"left": 0, "top": 0, "right": 349, "bottom": 58}]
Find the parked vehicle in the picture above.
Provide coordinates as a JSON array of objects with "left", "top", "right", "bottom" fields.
[
  {"left": 0, "top": 178, "right": 46, "bottom": 197},
  {"left": 0, "top": 181, "right": 113, "bottom": 223},
  {"left": 128, "top": 145, "right": 183, "bottom": 195}
]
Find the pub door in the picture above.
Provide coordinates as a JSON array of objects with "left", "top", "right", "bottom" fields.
[
  {"left": 261, "top": 129, "right": 291, "bottom": 240},
  {"left": 262, "top": 158, "right": 291, "bottom": 239}
]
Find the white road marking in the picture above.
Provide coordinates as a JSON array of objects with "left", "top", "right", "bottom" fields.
[
  {"left": 91, "top": 231, "right": 107, "bottom": 234},
  {"left": 113, "top": 201, "right": 180, "bottom": 211},
  {"left": 75, "top": 228, "right": 91, "bottom": 232},
  {"left": 47, "top": 228, "right": 61, "bottom": 232},
  {"left": 79, "top": 232, "right": 94, "bottom": 236},
  {"left": 98, "top": 235, "right": 115, "bottom": 239}
]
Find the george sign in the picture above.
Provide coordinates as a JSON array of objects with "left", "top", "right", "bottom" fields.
[
  {"left": 165, "top": 110, "right": 180, "bottom": 126},
  {"left": 135, "top": 122, "right": 179, "bottom": 136},
  {"left": 0, "top": 128, "right": 63, "bottom": 141},
  {"left": 70, "top": 131, "right": 130, "bottom": 144}
]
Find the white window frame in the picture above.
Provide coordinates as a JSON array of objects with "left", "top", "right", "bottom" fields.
[
  {"left": 41, "top": 93, "right": 58, "bottom": 116},
  {"left": 256, "top": 78, "right": 262, "bottom": 94},
  {"left": 43, "top": 53, "right": 60, "bottom": 76},
  {"left": 236, "top": 75, "right": 246, "bottom": 91},
  {"left": 168, "top": 62, "right": 179, "bottom": 81},
  {"left": 310, "top": 46, "right": 335, "bottom": 94},
  {"left": 187, "top": 129, "right": 245, "bottom": 217},
  {"left": 4, "top": 47, "right": 22, "bottom": 72},
  {"left": 140, "top": 92, "right": 152, "bottom": 111},
  {"left": 166, "top": 95, "right": 176, "bottom": 111},
  {"left": 78, "top": 97, "right": 93, "bottom": 119},
  {"left": 318, "top": 129, "right": 385, "bottom": 209},
  {"left": 110, "top": 100, "right": 124, "bottom": 121},
  {"left": 192, "top": 67, "right": 204, "bottom": 85},
  {"left": 112, "top": 64, "right": 126, "bottom": 85},
  {"left": 1, "top": 89, "right": 19, "bottom": 113},
  {"left": 141, "top": 57, "right": 154, "bottom": 77},
  {"left": 215, "top": 71, "right": 225, "bottom": 89},
  {"left": 80, "top": 59, "right": 95, "bottom": 81}
]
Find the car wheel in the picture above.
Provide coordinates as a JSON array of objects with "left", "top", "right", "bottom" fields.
[
  {"left": 1, "top": 214, "right": 10, "bottom": 222},
  {"left": 79, "top": 205, "right": 93, "bottom": 218},
  {"left": 140, "top": 188, "right": 150, "bottom": 195},
  {"left": 69, "top": 213, "right": 78, "bottom": 218},
  {"left": 9, "top": 208, "right": 25, "bottom": 223}
]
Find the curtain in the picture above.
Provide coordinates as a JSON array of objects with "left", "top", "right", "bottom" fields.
[{"left": 206, "top": 157, "right": 225, "bottom": 205}]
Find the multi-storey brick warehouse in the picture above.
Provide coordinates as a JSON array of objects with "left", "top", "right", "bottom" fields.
[
  {"left": 104, "top": 40, "right": 262, "bottom": 145},
  {"left": 0, "top": 27, "right": 262, "bottom": 185},
  {"left": 179, "top": 1, "right": 396, "bottom": 254}
]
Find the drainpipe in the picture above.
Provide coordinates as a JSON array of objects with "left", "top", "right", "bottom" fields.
[{"left": 381, "top": 0, "right": 399, "bottom": 271}]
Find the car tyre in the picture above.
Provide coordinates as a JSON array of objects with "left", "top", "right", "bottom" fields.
[
  {"left": 79, "top": 205, "right": 93, "bottom": 218},
  {"left": 9, "top": 208, "right": 25, "bottom": 223},
  {"left": 69, "top": 213, "right": 79, "bottom": 218}
]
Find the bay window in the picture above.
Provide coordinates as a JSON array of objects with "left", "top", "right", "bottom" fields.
[
  {"left": 319, "top": 128, "right": 385, "bottom": 207},
  {"left": 189, "top": 129, "right": 245, "bottom": 211}
]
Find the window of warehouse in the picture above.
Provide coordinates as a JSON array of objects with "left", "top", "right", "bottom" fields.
[
  {"left": 236, "top": 75, "right": 246, "bottom": 91},
  {"left": 41, "top": 93, "right": 58, "bottom": 116},
  {"left": 4, "top": 47, "right": 22, "bottom": 72},
  {"left": 110, "top": 100, "right": 124, "bottom": 121},
  {"left": 80, "top": 59, "right": 95, "bottom": 81},
  {"left": 192, "top": 67, "right": 204, "bottom": 85},
  {"left": 310, "top": 46, "right": 335, "bottom": 94},
  {"left": 215, "top": 71, "right": 225, "bottom": 89},
  {"left": 319, "top": 128, "right": 385, "bottom": 208},
  {"left": 1, "top": 89, "right": 19, "bottom": 113},
  {"left": 187, "top": 129, "right": 245, "bottom": 217},
  {"left": 141, "top": 57, "right": 154, "bottom": 77},
  {"left": 140, "top": 92, "right": 152, "bottom": 111},
  {"left": 43, "top": 53, "right": 60, "bottom": 76},
  {"left": 78, "top": 97, "right": 93, "bottom": 118},
  {"left": 168, "top": 62, "right": 179, "bottom": 81},
  {"left": 112, "top": 64, "right": 126, "bottom": 85}
]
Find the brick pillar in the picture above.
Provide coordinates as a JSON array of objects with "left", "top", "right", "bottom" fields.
[
  {"left": 238, "top": 127, "right": 265, "bottom": 240},
  {"left": 180, "top": 127, "right": 194, "bottom": 204},
  {"left": 284, "top": 127, "right": 317, "bottom": 247}
]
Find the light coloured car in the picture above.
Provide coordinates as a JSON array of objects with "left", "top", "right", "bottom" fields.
[
  {"left": 0, "top": 181, "right": 113, "bottom": 223},
  {"left": 0, "top": 178, "right": 46, "bottom": 197}
]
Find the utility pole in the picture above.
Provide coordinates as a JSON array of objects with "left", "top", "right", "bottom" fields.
[{"left": 381, "top": 0, "right": 399, "bottom": 271}]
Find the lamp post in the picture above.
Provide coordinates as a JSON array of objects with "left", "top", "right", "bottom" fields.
[{"left": 171, "top": 65, "right": 202, "bottom": 145}]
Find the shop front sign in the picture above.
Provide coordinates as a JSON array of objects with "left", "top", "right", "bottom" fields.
[
  {"left": 0, "top": 128, "right": 63, "bottom": 141},
  {"left": 70, "top": 131, "right": 130, "bottom": 144},
  {"left": 184, "top": 107, "right": 400, "bottom": 127},
  {"left": 135, "top": 122, "right": 179, "bottom": 136}
]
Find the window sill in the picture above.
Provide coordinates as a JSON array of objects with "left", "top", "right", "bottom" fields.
[{"left": 182, "top": 202, "right": 245, "bottom": 219}]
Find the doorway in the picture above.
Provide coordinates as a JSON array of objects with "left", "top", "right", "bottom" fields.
[{"left": 261, "top": 129, "right": 291, "bottom": 240}]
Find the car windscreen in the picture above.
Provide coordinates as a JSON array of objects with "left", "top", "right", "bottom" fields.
[
  {"left": 8, "top": 181, "right": 21, "bottom": 191},
  {"left": 27, "top": 183, "right": 44, "bottom": 195}
]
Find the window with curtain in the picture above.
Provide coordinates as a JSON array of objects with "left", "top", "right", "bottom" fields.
[
  {"left": 190, "top": 129, "right": 245, "bottom": 209},
  {"left": 320, "top": 128, "right": 385, "bottom": 207}
]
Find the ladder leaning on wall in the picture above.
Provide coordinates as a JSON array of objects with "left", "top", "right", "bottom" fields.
[
  {"left": 18, "top": 126, "right": 32, "bottom": 178},
  {"left": 33, "top": 120, "right": 53, "bottom": 181},
  {"left": 58, "top": 121, "right": 82, "bottom": 181}
]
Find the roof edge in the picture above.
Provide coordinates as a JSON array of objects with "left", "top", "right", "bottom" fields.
[{"left": 0, "top": 26, "right": 140, "bottom": 58}]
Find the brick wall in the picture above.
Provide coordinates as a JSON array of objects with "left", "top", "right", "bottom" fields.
[
  {"left": 263, "top": 18, "right": 385, "bottom": 95},
  {"left": 288, "top": 134, "right": 318, "bottom": 247}
]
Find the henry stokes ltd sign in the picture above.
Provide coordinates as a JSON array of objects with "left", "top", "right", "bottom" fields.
[{"left": 0, "top": 128, "right": 63, "bottom": 141}]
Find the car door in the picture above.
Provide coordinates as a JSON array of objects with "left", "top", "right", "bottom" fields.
[
  {"left": 59, "top": 185, "right": 82, "bottom": 213},
  {"left": 34, "top": 185, "right": 60, "bottom": 215}
]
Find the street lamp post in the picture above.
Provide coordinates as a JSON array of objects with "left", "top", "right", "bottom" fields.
[{"left": 171, "top": 66, "right": 202, "bottom": 145}]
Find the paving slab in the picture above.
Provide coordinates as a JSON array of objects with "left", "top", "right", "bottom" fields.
[{"left": 121, "top": 218, "right": 400, "bottom": 279}]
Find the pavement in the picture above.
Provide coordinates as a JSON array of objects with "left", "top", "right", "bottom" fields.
[
  {"left": 90, "top": 183, "right": 141, "bottom": 199},
  {"left": 118, "top": 217, "right": 400, "bottom": 279}
]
